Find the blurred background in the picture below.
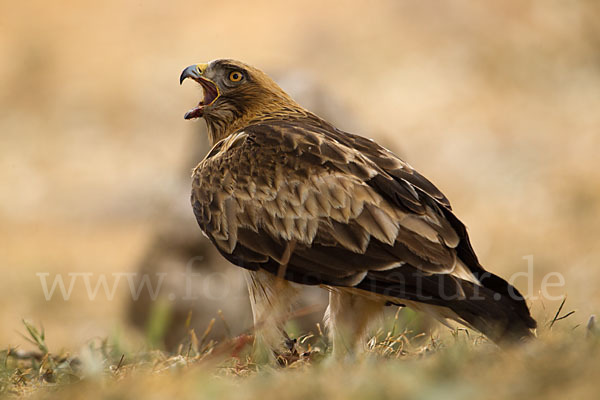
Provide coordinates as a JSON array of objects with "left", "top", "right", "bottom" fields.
[{"left": 1, "top": 0, "right": 599, "bottom": 351}]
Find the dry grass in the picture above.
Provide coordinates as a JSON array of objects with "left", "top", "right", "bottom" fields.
[{"left": 1, "top": 306, "right": 598, "bottom": 400}]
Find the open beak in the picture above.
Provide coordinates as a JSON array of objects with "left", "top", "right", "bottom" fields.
[
  {"left": 179, "top": 64, "right": 220, "bottom": 120},
  {"left": 179, "top": 64, "right": 203, "bottom": 84}
]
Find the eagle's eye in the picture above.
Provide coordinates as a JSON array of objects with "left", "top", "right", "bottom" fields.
[{"left": 229, "top": 71, "right": 243, "bottom": 82}]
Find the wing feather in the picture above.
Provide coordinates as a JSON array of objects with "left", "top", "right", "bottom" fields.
[{"left": 191, "top": 120, "right": 479, "bottom": 291}]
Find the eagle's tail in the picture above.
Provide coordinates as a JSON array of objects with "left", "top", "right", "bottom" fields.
[
  {"left": 360, "top": 268, "right": 536, "bottom": 345},
  {"left": 441, "top": 274, "right": 537, "bottom": 344}
]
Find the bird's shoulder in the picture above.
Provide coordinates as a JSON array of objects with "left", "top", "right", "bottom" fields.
[
  {"left": 192, "top": 116, "right": 457, "bottom": 244},
  {"left": 194, "top": 117, "right": 451, "bottom": 211}
]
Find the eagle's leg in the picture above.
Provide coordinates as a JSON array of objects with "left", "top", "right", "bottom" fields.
[
  {"left": 244, "top": 269, "right": 299, "bottom": 362},
  {"left": 325, "top": 290, "right": 385, "bottom": 359}
]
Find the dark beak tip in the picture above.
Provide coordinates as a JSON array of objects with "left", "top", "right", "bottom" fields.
[{"left": 180, "top": 65, "right": 200, "bottom": 85}]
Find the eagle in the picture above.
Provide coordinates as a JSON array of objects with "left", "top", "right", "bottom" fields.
[{"left": 179, "top": 59, "right": 536, "bottom": 358}]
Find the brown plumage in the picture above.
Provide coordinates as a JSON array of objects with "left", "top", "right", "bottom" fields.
[{"left": 180, "top": 59, "right": 536, "bottom": 356}]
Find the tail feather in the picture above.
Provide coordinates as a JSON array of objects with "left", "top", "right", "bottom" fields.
[
  {"left": 446, "top": 278, "right": 536, "bottom": 344},
  {"left": 359, "top": 267, "right": 536, "bottom": 345},
  {"left": 435, "top": 208, "right": 537, "bottom": 343}
]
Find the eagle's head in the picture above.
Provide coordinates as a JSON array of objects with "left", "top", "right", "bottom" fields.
[{"left": 180, "top": 59, "right": 300, "bottom": 144}]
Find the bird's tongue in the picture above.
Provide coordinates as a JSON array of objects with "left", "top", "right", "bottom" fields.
[{"left": 184, "top": 105, "right": 204, "bottom": 120}]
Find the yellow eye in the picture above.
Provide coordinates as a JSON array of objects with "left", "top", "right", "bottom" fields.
[{"left": 229, "top": 71, "right": 243, "bottom": 82}]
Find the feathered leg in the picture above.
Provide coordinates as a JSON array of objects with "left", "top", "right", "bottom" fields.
[
  {"left": 244, "top": 269, "right": 299, "bottom": 361},
  {"left": 325, "top": 290, "right": 385, "bottom": 359}
]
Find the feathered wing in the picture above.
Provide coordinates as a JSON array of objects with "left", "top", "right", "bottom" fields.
[{"left": 191, "top": 118, "right": 536, "bottom": 344}]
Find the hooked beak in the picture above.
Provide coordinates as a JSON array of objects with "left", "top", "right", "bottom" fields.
[
  {"left": 179, "top": 64, "right": 203, "bottom": 84},
  {"left": 179, "top": 63, "right": 220, "bottom": 120}
]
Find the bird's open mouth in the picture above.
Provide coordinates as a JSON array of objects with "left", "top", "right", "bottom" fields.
[{"left": 180, "top": 64, "right": 220, "bottom": 120}]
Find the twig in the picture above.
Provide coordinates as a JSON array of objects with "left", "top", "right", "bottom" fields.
[
  {"left": 198, "top": 319, "right": 215, "bottom": 352},
  {"left": 115, "top": 354, "right": 125, "bottom": 372},
  {"left": 549, "top": 297, "right": 575, "bottom": 329},
  {"left": 218, "top": 310, "right": 232, "bottom": 339}
]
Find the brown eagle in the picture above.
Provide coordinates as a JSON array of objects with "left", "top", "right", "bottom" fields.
[{"left": 179, "top": 59, "right": 536, "bottom": 357}]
